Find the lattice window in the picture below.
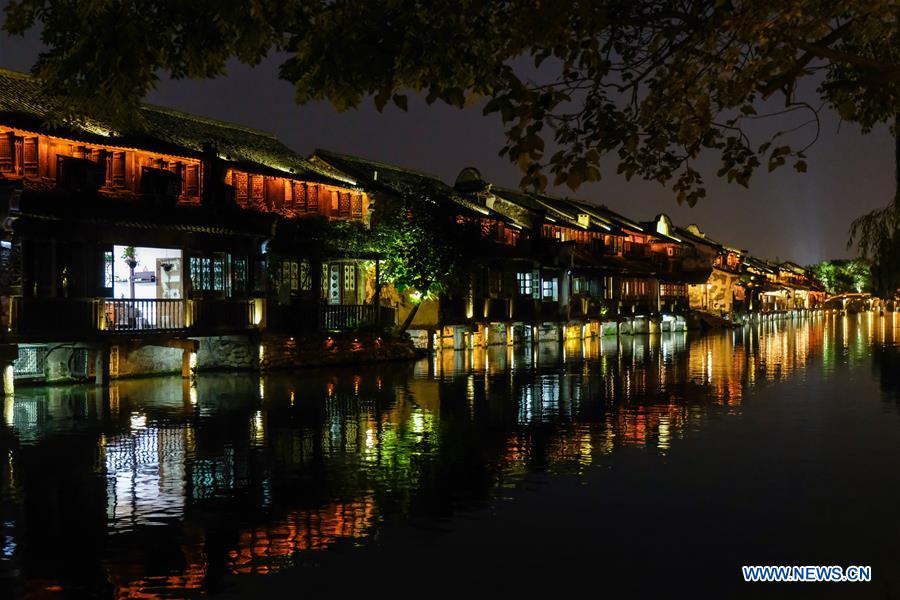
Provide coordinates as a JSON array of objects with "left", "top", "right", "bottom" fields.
[
  {"left": 0, "top": 132, "right": 14, "bottom": 173},
  {"left": 234, "top": 171, "right": 249, "bottom": 205},
  {"left": 294, "top": 182, "right": 308, "bottom": 212},
  {"left": 516, "top": 272, "right": 533, "bottom": 296},
  {"left": 283, "top": 179, "right": 294, "bottom": 209},
  {"left": 299, "top": 260, "right": 311, "bottom": 291},
  {"left": 103, "top": 250, "right": 114, "bottom": 288},
  {"left": 107, "top": 151, "right": 125, "bottom": 187},
  {"left": 71, "top": 349, "right": 88, "bottom": 378},
  {"left": 191, "top": 254, "right": 226, "bottom": 293},
  {"left": 212, "top": 256, "right": 225, "bottom": 291},
  {"left": 13, "top": 346, "right": 45, "bottom": 376},
  {"left": 338, "top": 192, "right": 351, "bottom": 217},
  {"left": 351, "top": 194, "right": 363, "bottom": 218},
  {"left": 343, "top": 264, "right": 356, "bottom": 292},
  {"left": 185, "top": 164, "right": 200, "bottom": 197},
  {"left": 280, "top": 260, "right": 299, "bottom": 293},
  {"left": 23, "top": 137, "right": 38, "bottom": 176},
  {"left": 231, "top": 258, "right": 247, "bottom": 294},
  {"left": 308, "top": 185, "right": 318, "bottom": 212},
  {"left": 250, "top": 175, "right": 264, "bottom": 206},
  {"left": 542, "top": 278, "right": 558, "bottom": 301}
]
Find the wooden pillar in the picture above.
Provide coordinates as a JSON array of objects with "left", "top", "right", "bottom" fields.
[
  {"left": 2, "top": 365, "right": 12, "bottom": 397},
  {"left": 374, "top": 258, "right": 381, "bottom": 306},
  {"left": 181, "top": 349, "right": 192, "bottom": 379},
  {"left": 94, "top": 345, "right": 110, "bottom": 386},
  {"left": 1, "top": 344, "right": 16, "bottom": 397}
]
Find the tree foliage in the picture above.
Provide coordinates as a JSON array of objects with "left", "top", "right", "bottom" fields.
[
  {"left": 810, "top": 258, "right": 872, "bottom": 295},
  {"left": 5, "top": 1, "right": 900, "bottom": 205},
  {"left": 372, "top": 197, "right": 490, "bottom": 300}
]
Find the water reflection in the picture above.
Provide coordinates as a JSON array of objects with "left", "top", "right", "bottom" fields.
[{"left": 1, "top": 313, "right": 899, "bottom": 598}]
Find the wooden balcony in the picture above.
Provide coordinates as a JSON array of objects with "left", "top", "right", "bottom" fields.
[
  {"left": 321, "top": 304, "right": 396, "bottom": 331},
  {"left": 9, "top": 296, "right": 258, "bottom": 341},
  {"left": 189, "top": 298, "right": 255, "bottom": 333},
  {"left": 9, "top": 297, "right": 100, "bottom": 339},
  {"left": 9, "top": 296, "right": 396, "bottom": 340}
]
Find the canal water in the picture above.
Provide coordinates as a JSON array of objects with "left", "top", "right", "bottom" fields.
[{"left": 2, "top": 314, "right": 900, "bottom": 598}]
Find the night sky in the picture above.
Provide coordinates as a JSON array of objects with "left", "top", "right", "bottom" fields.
[{"left": 0, "top": 28, "right": 893, "bottom": 265}]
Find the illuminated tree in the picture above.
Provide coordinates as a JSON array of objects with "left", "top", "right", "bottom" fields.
[
  {"left": 810, "top": 259, "right": 872, "bottom": 295},
  {"left": 373, "top": 197, "right": 490, "bottom": 332}
]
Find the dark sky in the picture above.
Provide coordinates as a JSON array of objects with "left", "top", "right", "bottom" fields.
[{"left": 0, "top": 28, "right": 893, "bottom": 265}]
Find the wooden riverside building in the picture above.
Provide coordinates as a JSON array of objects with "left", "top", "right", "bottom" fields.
[
  {"left": 0, "top": 68, "right": 827, "bottom": 385},
  {"left": 0, "top": 68, "right": 389, "bottom": 387}
]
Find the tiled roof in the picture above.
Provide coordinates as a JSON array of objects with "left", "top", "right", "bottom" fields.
[
  {"left": 311, "top": 149, "right": 515, "bottom": 223},
  {"left": 0, "top": 68, "right": 347, "bottom": 186}
]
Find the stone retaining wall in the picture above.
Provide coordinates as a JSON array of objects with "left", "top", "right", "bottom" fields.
[{"left": 260, "top": 332, "right": 418, "bottom": 370}]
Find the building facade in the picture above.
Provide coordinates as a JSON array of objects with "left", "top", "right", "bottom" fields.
[{"left": 0, "top": 68, "right": 830, "bottom": 385}]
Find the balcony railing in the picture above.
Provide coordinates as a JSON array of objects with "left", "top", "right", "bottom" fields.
[
  {"left": 102, "top": 299, "right": 186, "bottom": 331},
  {"left": 9, "top": 296, "right": 258, "bottom": 340},
  {"left": 189, "top": 298, "right": 255, "bottom": 332},
  {"left": 321, "top": 304, "right": 396, "bottom": 331},
  {"left": 9, "top": 296, "right": 393, "bottom": 339},
  {"left": 10, "top": 297, "right": 100, "bottom": 338}
]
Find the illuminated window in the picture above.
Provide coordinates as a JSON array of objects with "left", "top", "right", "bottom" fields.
[
  {"left": 103, "top": 251, "right": 114, "bottom": 289},
  {"left": 201, "top": 257, "right": 211, "bottom": 289},
  {"left": 542, "top": 277, "right": 558, "bottom": 301},
  {"left": 190, "top": 254, "right": 226, "bottom": 294},
  {"left": 516, "top": 272, "right": 533, "bottom": 296},
  {"left": 212, "top": 256, "right": 225, "bottom": 290}
]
